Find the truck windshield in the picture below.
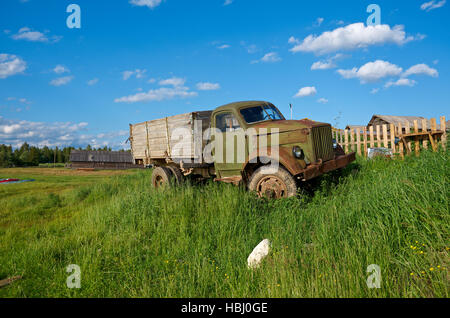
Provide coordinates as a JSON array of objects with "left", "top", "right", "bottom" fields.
[{"left": 240, "top": 105, "right": 285, "bottom": 124}]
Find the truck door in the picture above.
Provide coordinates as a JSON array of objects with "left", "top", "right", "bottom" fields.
[{"left": 213, "top": 112, "right": 246, "bottom": 178}]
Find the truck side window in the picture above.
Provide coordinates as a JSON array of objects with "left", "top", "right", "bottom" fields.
[{"left": 216, "top": 113, "right": 241, "bottom": 133}]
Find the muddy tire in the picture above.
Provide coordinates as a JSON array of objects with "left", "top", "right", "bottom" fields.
[
  {"left": 167, "top": 166, "right": 184, "bottom": 185},
  {"left": 248, "top": 166, "right": 297, "bottom": 199},
  {"left": 151, "top": 167, "right": 173, "bottom": 189}
]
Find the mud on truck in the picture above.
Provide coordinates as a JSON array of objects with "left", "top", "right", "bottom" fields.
[{"left": 129, "top": 101, "right": 356, "bottom": 199}]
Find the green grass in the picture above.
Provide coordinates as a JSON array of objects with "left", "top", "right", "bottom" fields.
[
  {"left": 0, "top": 150, "right": 448, "bottom": 298},
  {"left": 38, "top": 163, "right": 66, "bottom": 168}
]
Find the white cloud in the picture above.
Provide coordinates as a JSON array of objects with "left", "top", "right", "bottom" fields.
[
  {"left": 317, "top": 98, "right": 328, "bottom": 104},
  {"left": 196, "top": 82, "right": 220, "bottom": 90},
  {"left": 53, "top": 65, "right": 69, "bottom": 74},
  {"left": 50, "top": 76, "right": 74, "bottom": 86},
  {"left": 337, "top": 60, "right": 403, "bottom": 83},
  {"left": 129, "top": 0, "right": 162, "bottom": 9},
  {"left": 385, "top": 78, "right": 417, "bottom": 88},
  {"left": 290, "top": 23, "right": 416, "bottom": 55},
  {"left": 11, "top": 27, "right": 61, "bottom": 43},
  {"left": 370, "top": 88, "right": 380, "bottom": 94},
  {"left": 251, "top": 52, "right": 281, "bottom": 64},
  {"left": 294, "top": 86, "right": 317, "bottom": 98},
  {"left": 122, "top": 71, "right": 134, "bottom": 80},
  {"left": 224, "top": 0, "right": 233, "bottom": 5},
  {"left": 288, "top": 36, "right": 300, "bottom": 45},
  {"left": 114, "top": 86, "right": 197, "bottom": 103},
  {"left": 311, "top": 61, "right": 335, "bottom": 70},
  {"left": 159, "top": 77, "right": 186, "bottom": 87},
  {"left": 240, "top": 41, "right": 258, "bottom": 54},
  {"left": 122, "top": 69, "right": 147, "bottom": 80},
  {"left": 0, "top": 54, "right": 27, "bottom": 79},
  {"left": 135, "top": 69, "right": 146, "bottom": 78},
  {"left": 87, "top": 78, "right": 99, "bottom": 86},
  {"left": 315, "top": 17, "right": 324, "bottom": 27},
  {"left": 402, "top": 63, "right": 438, "bottom": 78},
  {"left": 147, "top": 78, "right": 156, "bottom": 83},
  {"left": 311, "top": 54, "right": 345, "bottom": 70},
  {"left": 217, "top": 44, "right": 231, "bottom": 49},
  {"left": 6, "top": 97, "right": 31, "bottom": 104},
  {"left": 421, "top": 0, "right": 446, "bottom": 11},
  {"left": 0, "top": 116, "right": 128, "bottom": 149}
]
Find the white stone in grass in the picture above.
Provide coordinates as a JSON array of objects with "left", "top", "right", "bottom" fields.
[{"left": 247, "top": 239, "right": 271, "bottom": 269}]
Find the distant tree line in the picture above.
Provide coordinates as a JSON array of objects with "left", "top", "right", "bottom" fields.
[{"left": 0, "top": 143, "right": 129, "bottom": 168}]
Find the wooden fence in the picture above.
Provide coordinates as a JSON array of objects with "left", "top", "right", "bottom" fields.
[{"left": 332, "top": 116, "right": 447, "bottom": 158}]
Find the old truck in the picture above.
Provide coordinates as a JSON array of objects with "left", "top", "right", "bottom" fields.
[{"left": 129, "top": 101, "right": 355, "bottom": 198}]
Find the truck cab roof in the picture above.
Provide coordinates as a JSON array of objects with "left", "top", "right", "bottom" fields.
[{"left": 213, "top": 101, "right": 272, "bottom": 114}]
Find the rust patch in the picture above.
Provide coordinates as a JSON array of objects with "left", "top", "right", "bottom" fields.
[
  {"left": 302, "top": 152, "right": 356, "bottom": 180},
  {"left": 214, "top": 175, "right": 242, "bottom": 185}
]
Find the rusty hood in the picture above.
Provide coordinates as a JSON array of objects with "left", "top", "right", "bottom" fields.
[{"left": 250, "top": 119, "right": 330, "bottom": 135}]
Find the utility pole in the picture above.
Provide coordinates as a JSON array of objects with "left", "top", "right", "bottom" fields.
[{"left": 290, "top": 104, "right": 293, "bottom": 120}]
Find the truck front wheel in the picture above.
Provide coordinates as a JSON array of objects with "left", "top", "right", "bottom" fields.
[
  {"left": 151, "top": 167, "right": 173, "bottom": 188},
  {"left": 248, "top": 166, "right": 297, "bottom": 199}
]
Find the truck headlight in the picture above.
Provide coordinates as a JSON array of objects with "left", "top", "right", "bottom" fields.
[
  {"left": 292, "top": 146, "right": 304, "bottom": 159},
  {"left": 332, "top": 139, "right": 338, "bottom": 149}
]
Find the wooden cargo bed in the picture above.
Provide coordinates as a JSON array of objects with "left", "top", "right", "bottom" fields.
[{"left": 129, "top": 111, "right": 212, "bottom": 165}]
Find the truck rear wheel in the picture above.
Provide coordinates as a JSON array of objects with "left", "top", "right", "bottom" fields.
[
  {"left": 151, "top": 167, "right": 173, "bottom": 188},
  {"left": 167, "top": 166, "right": 184, "bottom": 185},
  {"left": 248, "top": 166, "right": 297, "bottom": 199}
]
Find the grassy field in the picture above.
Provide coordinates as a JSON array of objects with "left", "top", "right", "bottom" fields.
[{"left": 0, "top": 149, "right": 448, "bottom": 298}]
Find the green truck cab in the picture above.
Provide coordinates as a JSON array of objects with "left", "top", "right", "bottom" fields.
[{"left": 129, "top": 100, "right": 356, "bottom": 198}]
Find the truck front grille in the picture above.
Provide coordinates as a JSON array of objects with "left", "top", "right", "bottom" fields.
[{"left": 311, "top": 125, "right": 334, "bottom": 162}]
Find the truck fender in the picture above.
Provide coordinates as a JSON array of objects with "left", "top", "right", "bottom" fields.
[{"left": 242, "top": 146, "right": 304, "bottom": 177}]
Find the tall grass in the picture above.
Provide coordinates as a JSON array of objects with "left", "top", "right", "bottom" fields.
[{"left": 0, "top": 149, "right": 448, "bottom": 297}]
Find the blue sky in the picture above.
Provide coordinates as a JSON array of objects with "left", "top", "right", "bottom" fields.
[{"left": 0, "top": 0, "right": 449, "bottom": 149}]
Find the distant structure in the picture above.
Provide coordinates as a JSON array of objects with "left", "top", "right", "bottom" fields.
[
  {"left": 69, "top": 150, "right": 142, "bottom": 170},
  {"left": 367, "top": 115, "right": 449, "bottom": 131}
]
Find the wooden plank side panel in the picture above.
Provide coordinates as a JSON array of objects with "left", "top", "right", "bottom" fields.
[
  {"left": 131, "top": 123, "right": 148, "bottom": 158},
  {"left": 130, "top": 111, "right": 213, "bottom": 161}
]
